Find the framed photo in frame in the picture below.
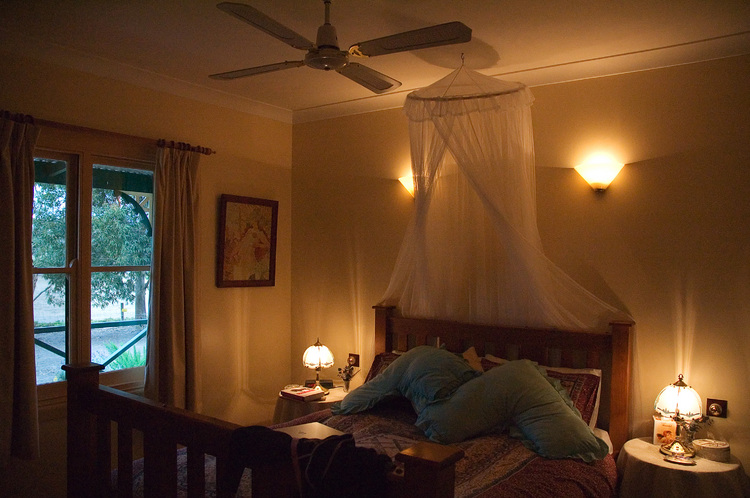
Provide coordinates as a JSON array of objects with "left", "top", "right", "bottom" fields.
[{"left": 216, "top": 194, "right": 278, "bottom": 287}]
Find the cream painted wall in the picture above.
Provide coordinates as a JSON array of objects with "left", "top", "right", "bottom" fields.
[
  {"left": 291, "top": 109, "right": 413, "bottom": 388},
  {"left": 292, "top": 55, "right": 750, "bottom": 472},
  {"left": 533, "top": 55, "right": 750, "bottom": 471},
  {"left": 0, "top": 51, "right": 292, "bottom": 495}
]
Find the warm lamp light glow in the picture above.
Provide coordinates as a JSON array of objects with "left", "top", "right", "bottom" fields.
[
  {"left": 399, "top": 175, "right": 415, "bottom": 197},
  {"left": 302, "top": 338, "right": 334, "bottom": 391},
  {"left": 654, "top": 374, "right": 703, "bottom": 420},
  {"left": 574, "top": 154, "right": 624, "bottom": 191},
  {"left": 302, "top": 339, "right": 334, "bottom": 370}
]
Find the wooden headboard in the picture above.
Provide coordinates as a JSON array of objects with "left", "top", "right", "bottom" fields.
[{"left": 373, "top": 306, "right": 633, "bottom": 453}]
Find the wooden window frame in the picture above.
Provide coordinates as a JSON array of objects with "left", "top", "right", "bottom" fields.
[{"left": 34, "top": 123, "right": 157, "bottom": 404}]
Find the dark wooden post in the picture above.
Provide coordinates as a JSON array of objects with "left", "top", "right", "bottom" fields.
[
  {"left": 62, "top": 362, "right": 105, "bottom": 498},
  {"left": 393, "top": 442, "right": 464, "bottom": 498},
  {"left": 608, "top": 321, "right": 633, "bottom": 454},
  {"left": 374, "top": 305, "right": 394, "bottom": 354}
]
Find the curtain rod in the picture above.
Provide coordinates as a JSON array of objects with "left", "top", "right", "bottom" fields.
[
  {"left": 157, "top": 139, "right": 216, "bottom": 156},
  {"left": 8, "top": 113, "right": 217, "bottom": 156},
  {"left": 1, "top": 110, "right": 36, "bottom": 124}
]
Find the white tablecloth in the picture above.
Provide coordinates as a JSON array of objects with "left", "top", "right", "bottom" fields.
[{"left": 617, "top": 437, "right": 750, "bottom": 497}]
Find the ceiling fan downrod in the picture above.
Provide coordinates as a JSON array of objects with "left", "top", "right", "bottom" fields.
[{"left": 306, "top": 0, "right": 348, "bottom": 71}]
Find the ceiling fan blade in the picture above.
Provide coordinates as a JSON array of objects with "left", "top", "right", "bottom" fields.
[
  {"left": 337, "top": 63, "right": 401, "bottom": 94},
  {"left": 349, "top": 21, "right": 471, "bottom": 57},
  {"left": 217, "top": 2, "right": 314, "bottom": 51},
  {"left": 210, "top": 60, "right": 304, "bottom": 80}
]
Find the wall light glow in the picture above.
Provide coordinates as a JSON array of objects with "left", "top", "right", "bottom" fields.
[
  {"left": 574, "top": 153, "right": 624, "bottom": 191},
  {"left": 399, "top": 175, "right": 415, "bottom": 197}
]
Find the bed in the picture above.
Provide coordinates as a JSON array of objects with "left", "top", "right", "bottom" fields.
[{"left": 63, "top": 305, "right": 632, "bottom": 497}]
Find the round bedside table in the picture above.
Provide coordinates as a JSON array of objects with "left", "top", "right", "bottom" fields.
[
  {"left": 616, "top": 437, "right": 750, "bottom": 497},
  {"left": 272, "top": 387, "right": 347, "bottom": 424}
]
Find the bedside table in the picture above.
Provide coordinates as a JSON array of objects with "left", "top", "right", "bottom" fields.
[
  {"left": 272, "top": 387, "right": 347, "bottom": 424},
  {"left": 617, "top": 437, "right": 750, "bottom": 497}
]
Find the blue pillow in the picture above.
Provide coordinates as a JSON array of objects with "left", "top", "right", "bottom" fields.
[
  {"left": 332, "top": 346, "right": 479, "bottom": 415},
  {"left": 417, "top": 359, "right": 609, "bottom": 462}
]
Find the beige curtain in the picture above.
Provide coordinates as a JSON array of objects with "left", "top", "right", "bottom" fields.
[
  {"left": 0, "top": 112, "right": 40, "bottom": 464},
  {"left": 144, "top": 145, "right": 201, "bottom": 410}
]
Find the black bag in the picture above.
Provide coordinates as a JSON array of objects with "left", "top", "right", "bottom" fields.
[{"left": 231, "top": 425, "right": 392, "bottom": 498}]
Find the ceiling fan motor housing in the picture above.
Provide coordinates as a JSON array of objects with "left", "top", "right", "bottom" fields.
[
  {"left": 305, "top": 48, "right": 348, "bottom": 70},
  {"left": 306, "top": 23, "right": 348, "bottom": 70}
]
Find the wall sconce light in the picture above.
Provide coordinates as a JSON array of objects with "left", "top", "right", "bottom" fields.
[
  {"left": 302, "top": 338, "right": 335, "bottom": 392},
  {"left": 574, "top": 154, "right": 624, "bottom": 191},
  {"left": 399, "top": 175, "right": 415, "bottom": 197}
]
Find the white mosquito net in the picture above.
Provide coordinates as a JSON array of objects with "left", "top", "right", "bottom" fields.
[{"left": 381, "top": 66, "right": 623, "bottom": 331}]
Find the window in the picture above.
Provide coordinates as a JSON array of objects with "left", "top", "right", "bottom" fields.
[
  {"left": 32, "top": 154, "right": 74, "bottom": 384},
  {"left": 32, "top": 130, "right": 155, "bottom": 386}
]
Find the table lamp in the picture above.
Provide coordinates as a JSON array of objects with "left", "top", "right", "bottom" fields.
[
  {"left": 653, "top": 374, "right": 703, "bottom": 460},
  {"left": 302, "top": 338, "right": 334, "bottom": 393}
]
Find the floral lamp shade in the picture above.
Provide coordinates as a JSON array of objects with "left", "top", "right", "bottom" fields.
[
  {"left": 654, "top": 374, "right": 703, "bottom": 419},
  {"left": 302, "top": 338, "right": 334, "bottom": 391}
]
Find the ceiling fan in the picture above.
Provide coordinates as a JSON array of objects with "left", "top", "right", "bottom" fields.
[{"left": 210, "top": 1, "right": 471, "bottom": 94}]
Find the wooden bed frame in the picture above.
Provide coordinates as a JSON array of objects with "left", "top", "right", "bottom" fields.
[
  {"left": 63, "top": 306, "right": 632, "bottom": 497},
  {"left": 374, "top": 306, "right": 634, "bottom": 453}
]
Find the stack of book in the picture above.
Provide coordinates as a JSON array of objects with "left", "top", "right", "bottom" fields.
[{"left": 279, "top": 386, "right": 325, "bottom": 402}]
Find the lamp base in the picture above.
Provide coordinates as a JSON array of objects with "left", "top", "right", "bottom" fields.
[
  {"left": 305, "top": 379, "right": 334, "bottom": 390},
  {"left": 663, "top": 454, "right": 697, "bottom": 466},
  {"left": 660, "top": 440, "right": 695, "bottom": 458}
]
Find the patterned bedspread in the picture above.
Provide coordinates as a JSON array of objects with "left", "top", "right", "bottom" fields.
[
  {"left": 128, "top": 400, "right": 616, "bottom": 497},
  {"left": 274, "top": 399, "right": 617, "bottom": 498}
]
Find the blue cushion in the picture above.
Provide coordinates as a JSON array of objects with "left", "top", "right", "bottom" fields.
[
  {"left": 417, "top": 359, "right": 609, "bottom": 461},
  {"left": 332, "top": 346, "right": 479, "bottom": 415}
]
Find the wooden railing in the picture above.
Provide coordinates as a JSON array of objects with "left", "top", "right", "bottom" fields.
[{"left": 63, "top": 362, "right": 464, "bottom": 497}]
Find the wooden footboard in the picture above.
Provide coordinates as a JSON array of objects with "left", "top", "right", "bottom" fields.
[
  {"left": 62, "top": 363, "right": 463, "bottom": 497},
  {"left": 63, "top": 363, "right": 242, "bottom": 497}
]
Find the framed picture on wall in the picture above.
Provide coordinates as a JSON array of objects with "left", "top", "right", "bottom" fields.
[{"left": 216, "top": 194, "right": 278, "bottom": 287}]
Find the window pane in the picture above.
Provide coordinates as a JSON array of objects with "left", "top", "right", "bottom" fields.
[
  {"left": 32, "top": 158, "right": 67, "bottom": 268},
  {"left": 91, "top": 164, "right": 153, "bottom": 267},
  {"left": 34, "top": 275, "right": 67, "bottom": 385},
  {"left": 91, "top": 164, "right": 152, "bottom": 372},
  {"left": 91, "top": 270, "right": 149, "bottom": 372},
  {"left": 33, "top": 156, "right": 69, "bottom": 384}
]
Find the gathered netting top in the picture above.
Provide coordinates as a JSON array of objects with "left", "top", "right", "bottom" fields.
[{"left": 381, "top": 66, "right": 626, "bottom": 330}]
